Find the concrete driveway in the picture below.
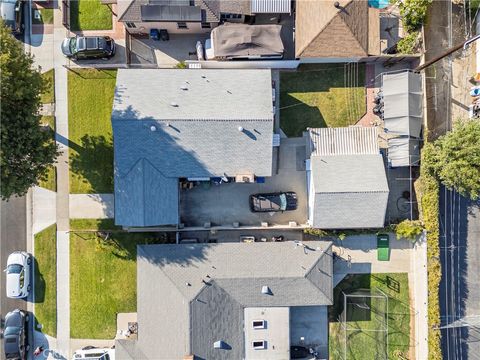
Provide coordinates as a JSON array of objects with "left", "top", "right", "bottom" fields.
[{"left": 180, "top": 137, "right": 308, "bottom": 227}]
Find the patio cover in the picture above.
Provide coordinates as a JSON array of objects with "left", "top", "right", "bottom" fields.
[
  {"left": 251, "top": 0, "right": 291, "bottom": 13},
  {"left": 382, "top": 71, "right": 423, "bottom": 138},
  {"left": 211, "top": 23, "right": 284, "bottom": 58},
  {"left": 387, "top": 137, "right": 421, "bottom": 168}
]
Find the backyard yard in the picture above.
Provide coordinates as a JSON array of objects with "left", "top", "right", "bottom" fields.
[
  {"left": 34, "top": 225, "right": 57, "bottom": 337},
  {"left": 70, "top": 0, "right": 112, "bottom": 31},
  {"left": 68, "top": 69, "right": 117, "bottom": 193},
  {"left": 69, "top": 219, "right": 174, "bottom": 339},
  {"left": 329, "top": 273, "right": 411, "bottom": 360},
  {"left": 280, "top": 63, "right": 366, "bottom": 137}
]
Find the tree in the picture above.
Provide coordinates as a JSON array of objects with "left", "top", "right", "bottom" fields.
[
  {"left": 395, "top": 219, "right": 424, "bottom": 241},
  {"left": 423, "top": 119, "right": 480, "bottom": 200},
  {"left": 0, "top": 20, "right": 58, "bottom": 200}
]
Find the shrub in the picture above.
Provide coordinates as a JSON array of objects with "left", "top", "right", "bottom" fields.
[
  {"left": 397, "top": 31, "right": 420, "bottom": 54},
  {"left": 394, "top": 0, "right": 432, "bottom": 32},
  {"left": 419, "top": 147, "right": 442, "bottom": 360},
  {"left": 395, "top": 219, "right": 424, "bottom": 241}
]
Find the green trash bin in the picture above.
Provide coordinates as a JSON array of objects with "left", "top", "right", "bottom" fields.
[{"left": 377, "top": 233, "right": 390, "bottom": 261}]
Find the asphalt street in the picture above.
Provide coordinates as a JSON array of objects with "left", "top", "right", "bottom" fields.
[
  {"left": 0, "top": 197, "right": 28, "bottom": 360},
  {"left": 440, "top": 188, "right": 480, "bottom": 359}
]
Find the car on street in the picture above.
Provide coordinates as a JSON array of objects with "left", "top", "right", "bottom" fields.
[
  {"left": 5, "top": 251, "right": 31, "bottom": 299},
  {"left": 72, "top": 346, "right": 115, "bottom": 360},
  {"left": 61, "top": 36, "right": 116, "bottom": 60},
  {"left": 3, "top": 309, "right": 29, "bottom": 360},
  {"left": 249, "top": 192, "right": 297, "bottom": 212},
  {"left": 0, "top": 0, "right": 24, "bottom": 36}
]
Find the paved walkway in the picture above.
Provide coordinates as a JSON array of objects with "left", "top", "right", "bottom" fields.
[
  {"left": 32, "top": 186, "right": 56, "bottom": 235},
  {"left": 69, "top": 194, "right": 114, "bottom": 219},
  {"left": 53, "top": 1, "right": 71, "bottom": 356}
]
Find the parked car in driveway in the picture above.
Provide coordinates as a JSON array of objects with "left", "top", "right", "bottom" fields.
[
  {"left": 61, "top": 36, "right": 116, "bottom": 60},
  {"left": 72, "top": 346, "right": 115, "bottom": 360},
  {"left": 249, "top": 192, "right": 297, "bottom": 212},
  {"left": 5, "top": 251, "right": 31, "bottom": 299},
  {"left": 3, "top": 309, "right": 29, "bottom": 360}
]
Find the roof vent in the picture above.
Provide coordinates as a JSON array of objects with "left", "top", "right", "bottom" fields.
[
  {"left": 334, "top": 1, "right": 340, "bottom": 8},
  {"left": 180, "top": 84, "right": 188, "bottom": 91},
  {"left": 170, "top": 102, "right": 179, "bottom": 107},
  {"left": 238, "top": 126, "right": 244, "bottom": 132},
  {"left": 150, "top": 125, "right": 157, "bottom": 132},
  {"left": 261, "top": 285, "right": 272, "bottom": 295},
  {"left": 185, "top": 282, "right": 191, "bottom": 286}
]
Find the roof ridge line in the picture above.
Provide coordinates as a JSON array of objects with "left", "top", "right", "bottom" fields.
[{"left": 305, "top": 242, "right": 334, "bottom": 303}]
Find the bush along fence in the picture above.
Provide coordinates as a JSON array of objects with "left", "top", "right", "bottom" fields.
[{"left": 419, "top": 148, "right": 442, "bottom": 360}]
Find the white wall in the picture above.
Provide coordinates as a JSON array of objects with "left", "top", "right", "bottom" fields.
[{"left": 125, "top": 21, "right": 217, "bottom": 35}]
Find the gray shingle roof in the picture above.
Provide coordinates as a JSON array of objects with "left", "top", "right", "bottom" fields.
[
  {"left": 118, "top": 0, "right": 252, "bottom": 22},
  {"left": 112, "top": 69, "right": 274, "bottom": 227},
  {"left": 115, "top": 241, "right": 333, "bottom": 360},
  {"left": 310, "top": 155, "right": 389, "bottom": 229}
]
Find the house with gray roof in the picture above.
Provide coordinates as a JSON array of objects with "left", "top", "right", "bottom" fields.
[
  {"left": 306, "top": 127, "right": 389, "bottom": 229},
  {"left": 112, "top": 69, "right": 274, "bottom": 227},
  {"left": 115, "top": 241, "right": 333, "bottom": 360},
  {"left": 113, "top": 0, "right": 291, "bottom": 35}
]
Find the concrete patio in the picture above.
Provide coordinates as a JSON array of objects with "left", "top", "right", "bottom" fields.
[{"left": 180, "top": 137, "right": 308, "bottom": 228}]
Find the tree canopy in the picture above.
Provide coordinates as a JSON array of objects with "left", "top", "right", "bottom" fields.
[
  {"left": 0, "top": 20, "right": 58, "bottom": 200},
  {"left": 423, "top": 119, "right": 480, "bottom": 200}
]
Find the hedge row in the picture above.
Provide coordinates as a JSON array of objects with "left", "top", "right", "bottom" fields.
[{"left": 419, "top": 153, "right": 442, "bottom": 359}]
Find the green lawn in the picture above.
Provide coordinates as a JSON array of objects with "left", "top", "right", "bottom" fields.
[
  {"left": 70, "top": 220, "right": 173, "bottom": 339},
  {"left": 38, "top": 116, "right": 56, "bottom": 191},
  {"left": 32, "top": 8, "right": 54, "bottom": 25},
  {"left": 329, "top": 273, "right": 411, "bottom": 360},
  {"left": 70, "top": 0, "right": 112, "bottom": 31},
  {"left": 41, "top": 69, "right": 55, "bottom": 104},
  {"left": 68, "top": 69, "right": 117, "bottom": 193},
  {"left": 34, "top": 225, "right": 57, "bottom": 337},
  {"left": 280, "top": 63, "right": 366, "bottom": 137}
]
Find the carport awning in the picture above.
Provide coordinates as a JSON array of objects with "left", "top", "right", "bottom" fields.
[
  {"left": 382, "top": 71, "right": 423, "bottom": 138},
  {"left": 387, "top": 137, "right": 421, "bottom": 168},
  {"left": 251, "top": 0, "right": 291, "bottom": 13}
]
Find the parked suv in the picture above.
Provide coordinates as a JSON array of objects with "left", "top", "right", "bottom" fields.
[
  {"left": 72, "top": 346, "right": 115, "bottom": 360},
  {"left": 3, "top": 309, "right": 29, "bottom": 360},
  {"left": 249, "top": 192, "right": 298, "bottom": 212},
  {"left": 61, "top": 36, "right": 116, "bottom": 60},
  {"left": 5, "top": 251, "right": 31, "bottom": 299}
]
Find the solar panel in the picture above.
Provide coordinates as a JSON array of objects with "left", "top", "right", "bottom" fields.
[{"left": 140, "top": 4, "right": 202, "bottom": 22}]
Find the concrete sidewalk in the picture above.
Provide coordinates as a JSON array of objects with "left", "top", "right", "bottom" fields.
[
  {"left": 69, "top": 194, "right": 114, "bottom": 219},
  {"left": 32, "top": 186, "right": 56, "bottom": 235}
]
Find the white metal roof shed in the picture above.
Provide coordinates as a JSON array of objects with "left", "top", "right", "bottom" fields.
[
  {"left": 251, "top": 0, "right": 291, "bottom": 13},
  {"left": 387, "top": 137, "right": 421, "bottom": 168},
  {"left": 382, "top": 71, "right": 423, "bottom": 138}
]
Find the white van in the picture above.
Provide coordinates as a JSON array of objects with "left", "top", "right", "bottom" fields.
[{"left": 72, "top": 347, "right": 115, "bottom": 360}]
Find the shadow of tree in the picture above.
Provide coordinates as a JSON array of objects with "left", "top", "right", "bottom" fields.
[{"left": 70, "top": 134, "right": 114, "bottom": 193}]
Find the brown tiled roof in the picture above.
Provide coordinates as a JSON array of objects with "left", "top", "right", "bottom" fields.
[{"left": 295, "top": 0, "right": 371, "bottom": 58}]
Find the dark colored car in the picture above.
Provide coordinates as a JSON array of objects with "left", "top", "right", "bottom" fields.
[
  {"left": 249, "top": 192, "right": 297, "bottom": 212},
  {"left": 3, "top": 309, "right": 29, "bottom": 360},
  {"left": 61, "top": 36, "right": 116, "bottom": 60},
  {"left": 290, "top": 345, "right": 310, "bottom": 359}
]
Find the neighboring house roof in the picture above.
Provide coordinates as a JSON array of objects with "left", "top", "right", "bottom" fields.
[
  {"left": 382, "top": 71, "right": 423, "bottom": 138},
  {"left": 295, "top": 0, "right": 372, "bottom": 58},
  {"left": 308, "top": 127, "right": 389, "bottom": 229},
  {"left": 115, "top": 241, "right": 333, "bottom": 360},
  {"left": 112, "top": 69, "right": 274, "bottom": 227},
  {"left": 118, "top": 0, "right": 253, "bottom": 23}
]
